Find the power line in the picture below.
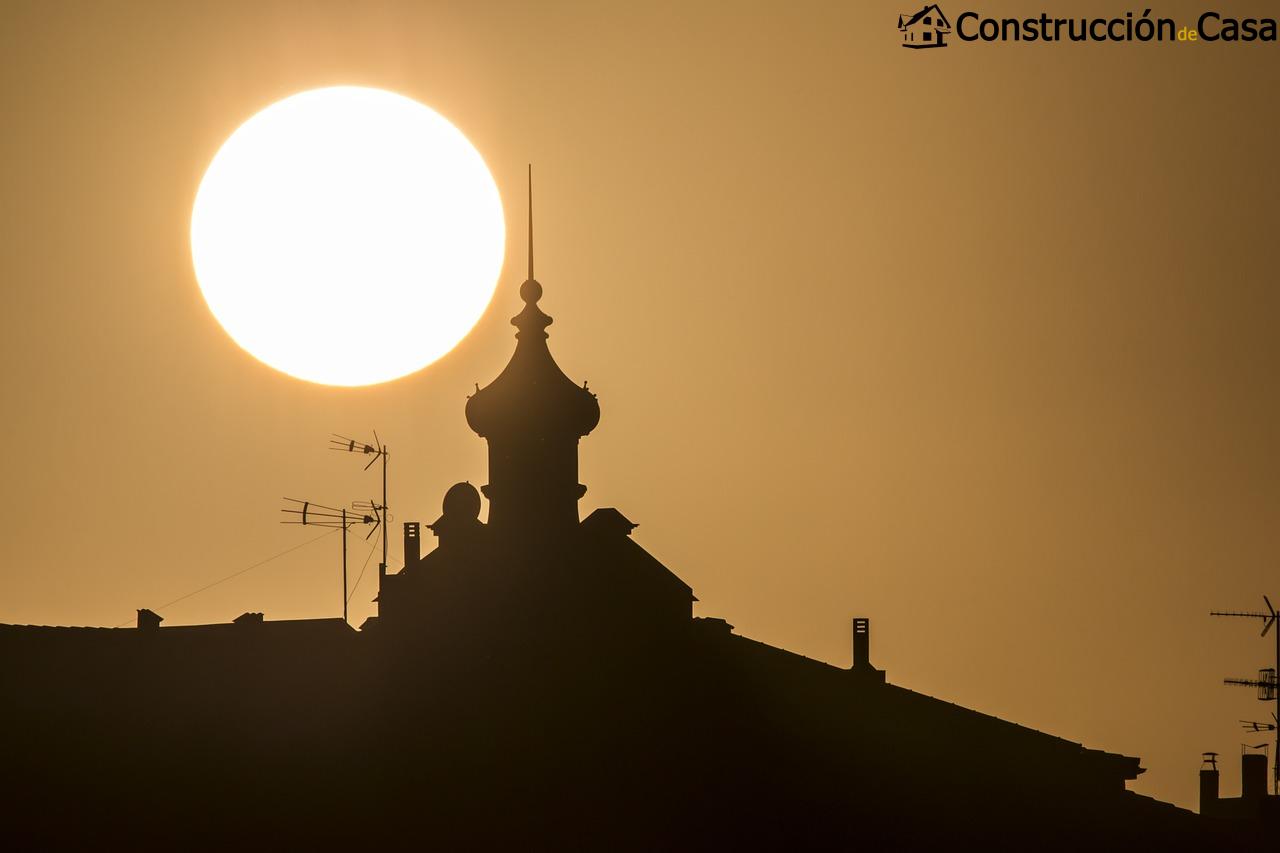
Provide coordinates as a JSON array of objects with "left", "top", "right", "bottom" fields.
[
  {"left": 346, "top": 526, "right": 381, "bottom": 606},
  {"left": 115, "top": 528, "right": 339, "bottom": 627}
]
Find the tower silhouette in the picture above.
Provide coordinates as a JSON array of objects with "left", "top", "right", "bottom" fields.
[{"left": 465, "top": 169, "right": 599, "bottom": 538}]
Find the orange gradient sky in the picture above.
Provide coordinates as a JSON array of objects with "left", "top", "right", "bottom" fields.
[{"left": 1, "top": 0, "right": 1277, "bottom": 810}]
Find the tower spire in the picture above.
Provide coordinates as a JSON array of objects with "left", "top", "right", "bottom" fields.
[
  {"left": 514, "top": 164, "right": 548, "bottom": 330},
  {"left": 527, "top": 164, "right": 534, "bottom": 282}
]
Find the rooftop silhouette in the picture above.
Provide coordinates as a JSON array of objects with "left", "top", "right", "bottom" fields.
[{"left": 0, "top": 175, "right": 1262, "bottom": 851}]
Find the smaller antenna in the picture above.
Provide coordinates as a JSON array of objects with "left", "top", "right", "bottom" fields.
[
  {"left": 1241, "top": 718, "right": 1278, "bottom": 733},
  {"left": 1224, "top": 669, "right": 1278, "bottom": 701},
  {"left": 352, "top": 500, "right": 389, "bottom": 540},
  {"left": 1211, "top": 595, "right": 1277, "bottom": 636},
  {"left": 330, "top": 432, "right": 385, "bottom": 472},
  {"left": 280, "top": 498, "right": 377, "bottom": 528}
]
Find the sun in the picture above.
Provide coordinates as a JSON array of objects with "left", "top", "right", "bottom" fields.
[{"left": 190, "top": 86, "right": 505, "bottom": 386}]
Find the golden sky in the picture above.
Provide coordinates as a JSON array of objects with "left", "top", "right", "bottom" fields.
[{"left": 2, "top": 0, "right": 1277, "bottom": 810}]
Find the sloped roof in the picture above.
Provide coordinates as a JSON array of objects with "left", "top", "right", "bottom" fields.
[
  {"left": 900, "top": 4, "right": 950, "bottom": 30},
  {"left": 704, "top": 624, "right": 1144, "bottom": 782},
  {"left": 581, "top": 507, "right": 638, "bottom": 537},
  {"left": 581, "top": 508, "right": 695, "bottom": 598}
]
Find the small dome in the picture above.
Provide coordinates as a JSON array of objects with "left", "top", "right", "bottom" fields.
[{"left": 442, "top": 482, "right": 481, "bottom": 519}]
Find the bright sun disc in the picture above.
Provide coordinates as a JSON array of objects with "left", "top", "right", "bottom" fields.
[{"left": 190, "top": 86, "right": 505, "bottom": 386}]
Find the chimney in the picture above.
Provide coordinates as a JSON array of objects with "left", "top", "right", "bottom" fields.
[
  {"left": 136, "top": 609, "right": 163, "bottom": 631},
  {"left": 852, "top": 617, "right": 870, "bottom": 669},
  {"left": 1241, "top": 751, "right": 1268, "bottom": 801},
  {"left": 1199, "top": 753, "right": 1219, "bottom": 814},
  {"left": 404, "top": 521, "right": 421, "bottom": 565}
]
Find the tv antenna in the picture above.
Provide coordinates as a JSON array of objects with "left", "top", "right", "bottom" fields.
[
  {"left": 1224, "top": 669, "right": 1277, "bottom": 702},
  {"left": 281, "top": 497, "right": 382, "bottom": 625},
  {"left": 331, "top": 432, "right": 389, "bottom": 589},
  {"left": 1211, "top": 595, "right": 1279, "bottom": 795},
  {"left": 1240, "top": 714, "right": 1278, "bottom": 733}
]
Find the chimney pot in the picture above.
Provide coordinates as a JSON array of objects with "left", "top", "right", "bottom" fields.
[{"left": 1199, "top": 752, "right": 1219, "bottom": 814}]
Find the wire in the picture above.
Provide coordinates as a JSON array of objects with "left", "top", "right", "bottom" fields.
[
  {"left": 346, "top": 526, "right": 381, "bottom": 606},
  {"left": 115, "top": 528, "right": 340, "bottom": 627}
]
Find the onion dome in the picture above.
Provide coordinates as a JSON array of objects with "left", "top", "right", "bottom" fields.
[{"left": 465, "top": 279, "right": 599, "bottom": 439}]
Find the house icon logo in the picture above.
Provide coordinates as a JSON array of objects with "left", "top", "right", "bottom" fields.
[{"left": 898, "top": 4, "right": 952, "bottom": 48}]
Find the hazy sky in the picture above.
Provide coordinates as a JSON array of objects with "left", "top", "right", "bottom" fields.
[{"left": 2, "top": 0, "right": 1277, "bottom": 810}]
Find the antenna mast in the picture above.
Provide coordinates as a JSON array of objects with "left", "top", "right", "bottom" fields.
[
  {"left": 1212, "top": 595, "right": 1279, "bottom": 795},
  {"left": 281, "top": 498, "right": 381, "bottom": 625},
  {"left": 331, "top": 432, "right": 390, "bottom": 591}
]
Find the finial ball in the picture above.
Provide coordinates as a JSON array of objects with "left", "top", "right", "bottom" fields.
[{"left": 520, "top": 278, "right": 542, "bottom": 304}]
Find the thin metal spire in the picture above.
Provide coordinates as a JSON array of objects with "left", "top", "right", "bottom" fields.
[{"left": 527, "top": 164, "right": 534, "bottom": 281}]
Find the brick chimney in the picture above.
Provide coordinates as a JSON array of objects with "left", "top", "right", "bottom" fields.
[
  {"left": 136, "top": 609, "right": 163, "bottom": 631},
  {"left": 1199, "top": 753, "right": 1219, "bottom": 814},
  {"left": 404, "top": 521, "right": 421, "bottom": 565},
  {"left": 852, "top": 617, "right": 871, "bottom": 668},
  {"left": 1242, "top": 751, "right": 1268, "bottom": 801}
]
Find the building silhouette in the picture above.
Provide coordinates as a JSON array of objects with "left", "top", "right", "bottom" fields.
[
  {"left": 899, "top": 4, "right": 952, "bottom": 48},
  {"left": 0, "top": 198, "right": 1259, "bottom": 850}
]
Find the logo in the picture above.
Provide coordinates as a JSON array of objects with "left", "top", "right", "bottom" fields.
[
  {"left": 896, "top": 8, "right": 1279, "bottom": 48},
  {"left": 899, "top": 4, "right": 952, "bottom": 48}
]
